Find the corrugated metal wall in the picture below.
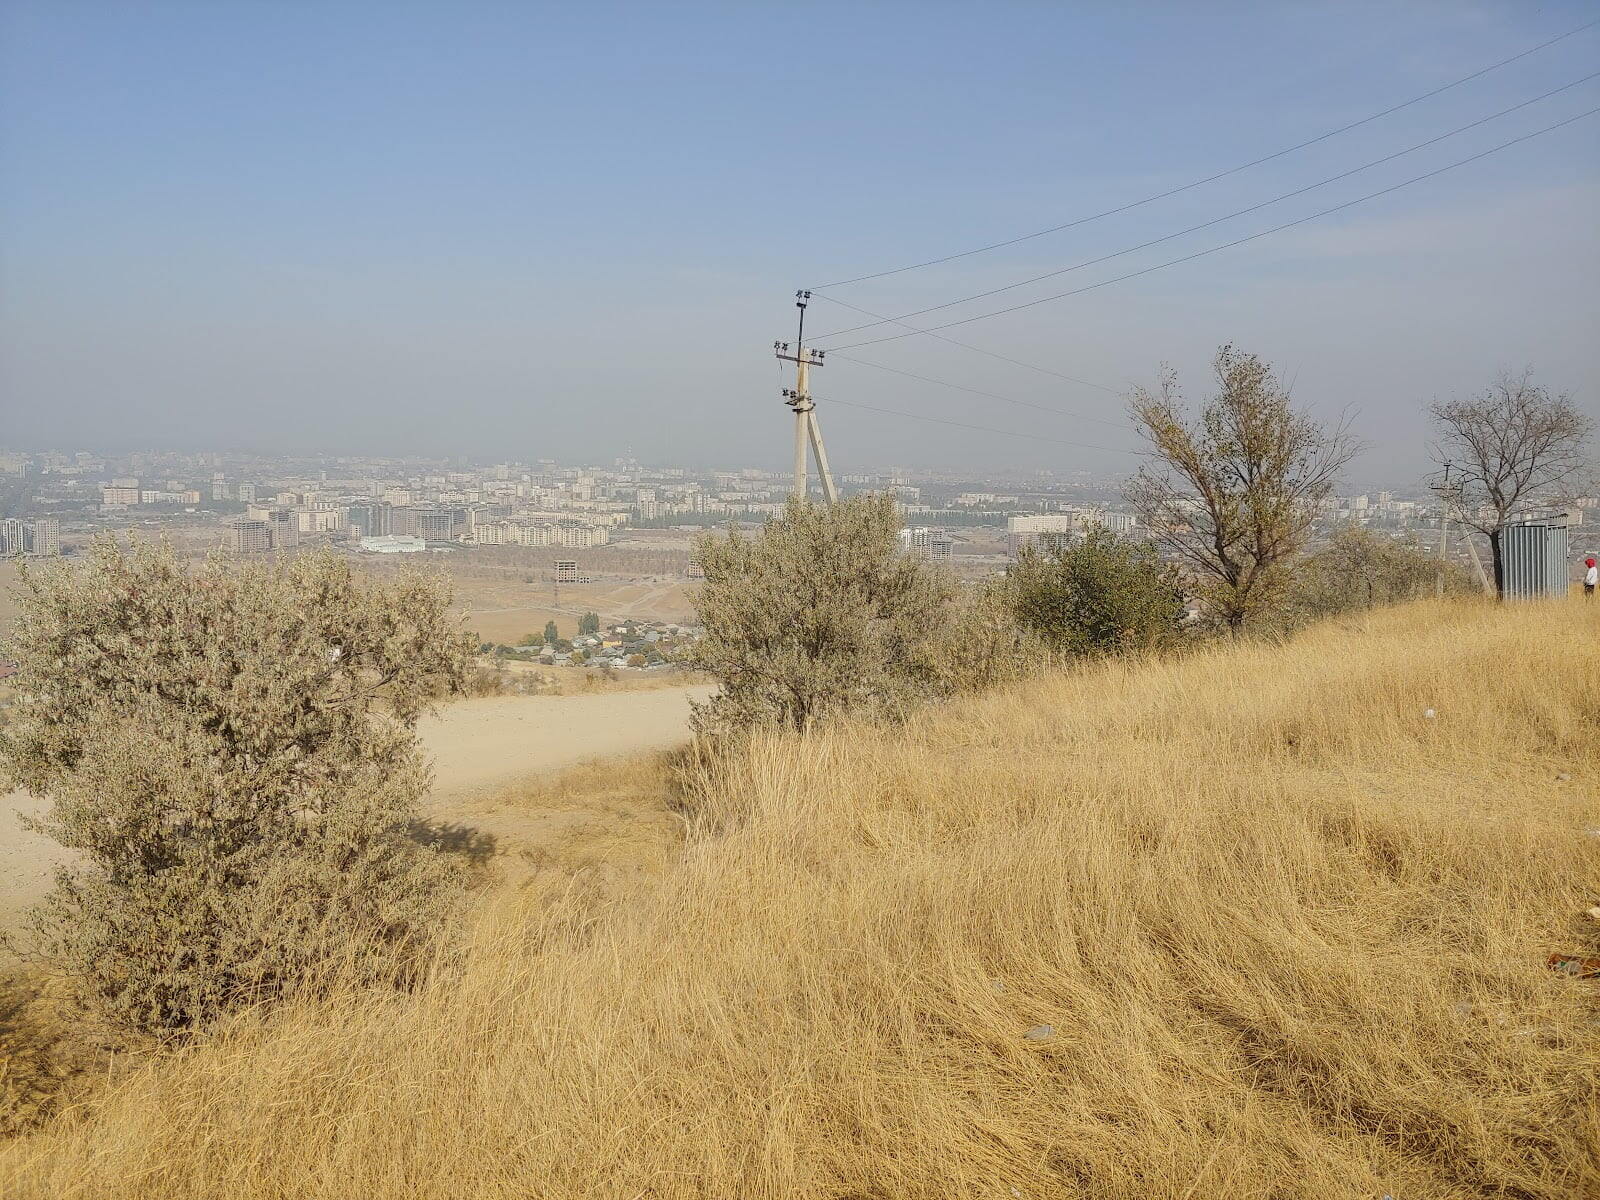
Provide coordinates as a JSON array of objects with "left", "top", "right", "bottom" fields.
[{"left": 1501, "top": 515, "right": 1570, "bottom": 598}]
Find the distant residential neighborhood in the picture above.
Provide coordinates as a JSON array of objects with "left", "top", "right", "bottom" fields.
[{"left": 482, "top": 616, "right": 699, "bottom": 673}]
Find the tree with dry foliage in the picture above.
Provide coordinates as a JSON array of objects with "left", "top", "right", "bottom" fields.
[
  {"left": 0, "top": 539, "right": 473, "bottom": 1035},
  {"left": 1127, "top": 345, "right": 1359, "bottom": 630},
  {"left": 688, "top": 495, "right": 957, "bottom": 735},
  {"left": 1428, "top": 370, "right": 1593, "bottom": 596}
]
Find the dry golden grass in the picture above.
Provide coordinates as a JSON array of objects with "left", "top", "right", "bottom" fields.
[
  {"left": 424, "top": 751, "right": 688, "bottom": 892},
  {"left": 3, "top": 599, "right": 1598, "bottom": 1198}
]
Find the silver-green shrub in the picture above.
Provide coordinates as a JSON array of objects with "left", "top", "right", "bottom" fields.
[
  {"left": 0, "top": 539, "right": 473, "bottom": 1034},
  {"left": 688, "top": 496, "right": 958, "bottom": 735}
]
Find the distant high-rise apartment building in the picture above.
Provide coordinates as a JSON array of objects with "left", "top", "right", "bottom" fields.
[
  {"left": 28, "top": 517, "right": 61, "bottom": 556},
  {"left": 296, "top": 506, "right": 345, "bottom": 535},
  {"left": 266, "top": 509, "right": 298, "bottom": 549},
  {"left": 345, "top": 503, "right": 389, "bottom": 538},
  {"left": 101, "top": 485, "right": 141, "bottom": 506},
  {"left": 0, "top": 518, "right": 24, "bottom": 556},
  {"left": 237, "top": 482, "right": 258, "bottom": 502},
  {"left": 555, "top": 560, "right": 580, "bottom": 583},
  {"left": 414, "top": 510, "right": 458, "bottom": 541},
  {"left": 389, "top": 506, "right": 419, "bottom": 537},
  {"left": 899, "top": 526, "right": 953, "bottom": 560},
  {"left": 1007, "top": 514, "right": 1078, "bottom": 556},
  {"left": 1080, "top": 510, "right": 1136, "bottom": 534},
  {"left": 231, "top": 518, "right": 272, "bottom": 553}
]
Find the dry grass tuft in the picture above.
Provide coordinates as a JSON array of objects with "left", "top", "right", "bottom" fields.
[
  {"left": 3, "top": 599, "right": 1598, "bottom": 1198},
  {"left": 424, "top": 751, "right": 688, "bottom": 892}
]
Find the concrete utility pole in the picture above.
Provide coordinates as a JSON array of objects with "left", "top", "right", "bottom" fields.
[
  {"left": 1430, "top": 461, "right": 1461, "bottom": 597},
  {"left": 1462, "top": 531, "right": 1494, "bottom": 594},
  {"left": 774, "top": 290, "right": 838, "bottom": 503},
  {"left": 1437, "top": 502, "right": 1451, "bottom": 597}
]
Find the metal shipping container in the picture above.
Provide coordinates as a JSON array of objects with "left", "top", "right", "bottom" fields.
[{"left": 1501, "top": 513, "right": 1570, "bottom": 599}]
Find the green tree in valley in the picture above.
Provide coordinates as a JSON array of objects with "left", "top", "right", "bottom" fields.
[
  {"left": 578, "top": 612, "right": 600, "bottom": 636},
  {"left": 544, "top": 620, "right": 560, "bottom": 644},
  {"left": 1002, "top": 528, "right": 1187, "bottom": 657}
]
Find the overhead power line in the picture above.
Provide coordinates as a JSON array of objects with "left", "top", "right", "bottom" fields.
[
  {"left": 827, "top": 352, "right": 1129, "bottom": 429},
  {"left": 811, "top": 291, "right": 1122, "bottom": 393},
  {"left": 814, "top": 71, "right": 1600, "bottom": 341},
  {"left": 823, "top": 105, "right": 1600, "bottom": 352},
  {"left": 817, "top": 393, "right": 1144, "bottom": 455},
  {"left": 811, "top": 16, "right": 1600, "bottom": 290}
]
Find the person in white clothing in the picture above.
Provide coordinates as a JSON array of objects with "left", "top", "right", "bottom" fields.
[{"left": 1585, "top": 556, "right": 1597, "bottom": 598}]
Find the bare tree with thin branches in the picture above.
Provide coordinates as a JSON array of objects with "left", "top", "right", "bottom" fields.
[
  {"left": 1126, "top": 344, "right": 1359, "bottom": 630},
  {"left": 1429, "top": 370, "right": 1593, "bottom": 597}
]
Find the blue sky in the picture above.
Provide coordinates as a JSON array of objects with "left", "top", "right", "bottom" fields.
[{"left": 2, "top": 1, "right": 1597, "bottom": 485}]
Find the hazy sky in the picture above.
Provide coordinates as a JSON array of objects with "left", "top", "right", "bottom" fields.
[{"left": 2, "top": 1, "right": 1597, "bottom": 486}]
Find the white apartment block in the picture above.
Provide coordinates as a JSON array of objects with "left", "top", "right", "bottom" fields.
[
  {"left": 28, "top": 516, "right": 60, "bottom": 555},
  {"left": 1008, "top": 513, "right": 1079, "bottom": 556}
]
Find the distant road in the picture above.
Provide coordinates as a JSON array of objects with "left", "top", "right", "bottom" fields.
[{"left": 0, "top": 685, "right": 709, "bottom": 947}]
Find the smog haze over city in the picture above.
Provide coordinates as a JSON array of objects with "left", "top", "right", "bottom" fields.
[{"left": 2, "top": 1, "right": 1597, "bottom": 488}]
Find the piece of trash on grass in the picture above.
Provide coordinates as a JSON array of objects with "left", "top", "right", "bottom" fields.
[
  {"left": 990, "top": 978, "right": 1005, "bottom": 993},
  {"left": 1586, "top": 906, "right": 1600, "bottom": 922},
  {"left": 1556, "top": 772, "right": 1572, "bottom": 781},
  {"left": 1513, "top": 1024, "right": 1562, "bottom": 1040},
  {"left": 1547, "top": 953, "right": 1600, "bottom": 979},
  {"left": 1023, "top": 1024, "right": 1054, "bottom": 1041},
  {"left": 1423, "top": 708, "right": 1437, "bottom": 720}
]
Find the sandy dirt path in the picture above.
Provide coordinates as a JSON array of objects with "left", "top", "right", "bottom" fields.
[
  {"left": 0, "top": 685, "right": 709, "bottom": 941},
  {"left": 419, "top": 686, "right": 709, "bottom": 806}
]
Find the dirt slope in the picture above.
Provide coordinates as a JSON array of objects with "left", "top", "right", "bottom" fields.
[{"left": 0, "top": 685, "right": 708, "bottom": 943}]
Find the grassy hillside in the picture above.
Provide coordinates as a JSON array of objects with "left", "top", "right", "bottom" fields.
[{"left": 3, "top": 600, "right": 1598, "bottom": 1198}]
